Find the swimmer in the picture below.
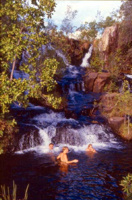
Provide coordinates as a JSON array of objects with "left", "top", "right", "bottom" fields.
[
  {"left": 49, "top": 143, "right": 54, "bottom": 151},
  {"left": 86, "top": 144, "right": 97, "bottom": 153},
  {"left": 57, "top": 146, "right": 78, "bottom": 164}
]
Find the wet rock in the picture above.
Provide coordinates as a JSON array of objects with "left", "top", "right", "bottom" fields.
[
  {"left": 93, "top": 72, "right": 111, "bottom": 93},
  {"left": 65, "top": 109, "right": 78, "bottom": 119},
  {"left": 84, "top": 72, "right": 111, "bottom": 93},
  {"left": 52, "top": 126, "right": 85, "bottom": 146},
  {"left": 84, "top": 72, "right": 98, "bottom": 92},
  {"left": 108, "top": 117, "right": 124, "bottom": 133},
  {"left": 14, "top": 125, "right": 42, "bottom": 151},
  {"left": 66, "top": 38, "right": 90, "bottom": 66}
]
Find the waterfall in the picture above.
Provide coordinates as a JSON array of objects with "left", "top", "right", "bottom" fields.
[
  {"left": 13, "top": 48, "right": 122, "bottom": 154},
  {"left": 81, "top": 45, "right": 93, "bottom": 67},
  {"left": 15, "top": 108, "right": 120, "bottom": 153},
  {"left": 48, "top": 44, "right": 69, "bottom": 66}
]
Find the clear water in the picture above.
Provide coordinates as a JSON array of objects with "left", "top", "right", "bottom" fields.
[
  {"left": 0, "top": 145, "right": 132, "bottom": 200},
  {"left": 1, "top": 62, "right": 132, "bottom": 199}
]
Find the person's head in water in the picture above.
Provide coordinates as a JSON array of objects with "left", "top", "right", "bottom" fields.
[
  {"left": 88, "top": 144, "right": 92, "bottom": 148},
  {"left": 62, "top": 146, "right": 69, "bottom": 153},
  {"left": 49, "top": 143, "right": 54, "bottom": 150},
  {"left": 86, "top": 144, "right": 97, "bottom": 153}
]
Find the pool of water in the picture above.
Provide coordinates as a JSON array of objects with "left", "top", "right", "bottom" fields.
[
  {"left": 0, "top": 144, "right": 132, "bottom": 200},
  {"left": 1, "top": 65, "right": 132, "bottom": 200}
]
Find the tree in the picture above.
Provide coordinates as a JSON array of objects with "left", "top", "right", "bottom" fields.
[
  {"left": 60, "top": 5, "right": 78, "bottom": 35},
  {"left": 119, "top": 0, "right": 132, "bottom": 46},
  {"left": 78, "top": 12, "right": 116, "bottom": 41},
  {"left": 78, "top": 20, "right": 98, "bottom": 41},
  {"left": 0, "top": 0, "right": 63, "bottom": 115},
  {"left": 97, "top": 16, "right": 116, "bottom": 33},
  {"left": 116, "top": 80, "right": 132, "bottom": 136}
]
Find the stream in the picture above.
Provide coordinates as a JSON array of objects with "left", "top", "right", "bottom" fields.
[{"left": 0, "top": 47, "right": 132, "bottom": 200}]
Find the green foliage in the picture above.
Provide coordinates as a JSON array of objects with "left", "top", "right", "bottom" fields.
[
  {"left": 0, "top": 0, "right": 64, "bottom": 115},
  {"left": 119, "top": 0, "right": 132, "bottom": 46},
  {"left": 97, "top": 16, "right": 116, "bottom": 33},
  {"left": 0, "top": 181, "right": 29, "bottom": 200},
  {"left": 101, "top": 81, "right": 132, "bottom": 138},
  {"left": 78, "top": 13, "right": 116, "bottom": 41},
  {"left": 104, "top": 79, "right": 119, "bottom": 93},
  {"left": 60, "top": 5, "right": 78, "bottom": 35},
  {"left": 90, "top": 51, "right": 104, "bottom": 72},
  {"left": 108, "top": 48, "right": 132, "bottom": 76},
  {"left": 120, "top": 173, "right": 132, "bottom": 199},
  {"left": 116, "top": 81, "right": 132, "bottom": 117},
  {"left": 0, "top": 72, "right": 29, "bottom": 114},
  {"left": 79, "top": 20, "right": 98, "bottom": 41}
]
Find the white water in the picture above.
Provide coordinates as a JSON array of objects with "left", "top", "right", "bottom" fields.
[
  {"left": 81, "top": 45, "right": 93, "bottom": 67},
  {"left": 16, "top": 123, "right": 121, "bottom": 154},
  {"left": 49, "top": 44, "right": 69, "bottom": 66},
  {"left": 33, "top": 111, "right": 77, "bottom": 126},
  {"left": 16, "top": 109, "right": 121, "bottom": 154},
  {"left": 66, "top": 65, "right": 80, "bottom": 77},
  {"left": 125, "top": 74, "right": 132, "bottom": 79}
]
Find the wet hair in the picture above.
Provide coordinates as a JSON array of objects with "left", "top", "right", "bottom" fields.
[
  {"left": 62, "top": 146, "right": 69, "bottom": 152},
  {"left": 88, "top": 144, "right": 92, "bottom": 148},
  {"left": 49, "top": 143, "right": 54, "bottom": 146}
]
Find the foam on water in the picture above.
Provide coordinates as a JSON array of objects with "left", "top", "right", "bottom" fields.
[
  {"left": 81, "top": 45, "right": 93, "bottom": 67},
  {"left": 15, "top": 121, "right": 122, "bottom": 155},
  {"left": 125, "top": 74, "right": 132, "bottom": 79},
  {"left": 33, "top": 110, "right": 77, "bottom": 126}
]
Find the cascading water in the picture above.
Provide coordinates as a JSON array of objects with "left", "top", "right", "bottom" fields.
[
  {"left": 81, "top": 45, "right": 93, "bottom": 67},
  {"left": 3, "top": 44, "right": 131, "bottom": 200},
  {"left": 15, "top": 109, "right": 120, "bottom": 154},
  {"left": 14, "top": 103, "right": 121, "bottom": 154},
  {"left": 12, "top": 44, "right": 122, "bottom": 154},
  {"left": 48, "top": 44, "right": 69, "bottom": 66}
]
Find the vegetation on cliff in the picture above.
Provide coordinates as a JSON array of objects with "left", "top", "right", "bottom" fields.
[
  {"left": 86, "top": 0, "right": 132, "bottom": 140},
  {"left": 0, "top": 0, "right": 63, "bottom": 153},
  {"left": 90, "top": 0, "right": 132, "bottom": 75}
]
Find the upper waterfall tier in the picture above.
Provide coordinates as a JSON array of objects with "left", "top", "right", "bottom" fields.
[{"left": 81, "top": 45, "right": 93, "bottom": 67}]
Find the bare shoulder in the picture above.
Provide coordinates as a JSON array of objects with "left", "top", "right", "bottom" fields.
[{"left": 57, "top": 152, "right": 63, "bottom": 159}]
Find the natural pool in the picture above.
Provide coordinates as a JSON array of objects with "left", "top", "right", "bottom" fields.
[
  {"left": 0, "top": 143, "right": 132, "bottom": 200},
  {"left": 1, "top": 65, "right": 132, "bottom": 200}
]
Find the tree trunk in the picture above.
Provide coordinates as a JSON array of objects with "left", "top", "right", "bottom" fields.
[
  {"left": 10, "top": 27, "right": 23, "bottom": 81},
  {"left": 10, "top": 55, "right": 17, "bottom": 81},
  {"left": 128, "top": 115, "right": 130, "bottom": 136}
]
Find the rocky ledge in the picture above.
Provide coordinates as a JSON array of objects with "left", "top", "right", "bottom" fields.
[{"left": 100, "top": 93, "right": 132, "bottom": 141}]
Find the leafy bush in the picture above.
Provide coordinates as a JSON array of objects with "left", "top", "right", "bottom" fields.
[{"left": 120, "top": 173, "right": 132, "bottom": 199}]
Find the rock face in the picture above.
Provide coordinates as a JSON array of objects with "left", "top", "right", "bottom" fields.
[
  {"left": 84, "top": 72, "right": 111, "bottom": 93},
  {"left": 97, "top": 24, "right": 118, "bottom": 69},
  {"left": 98, "top": 24, "right": 118, "bottom": 53},
  {"left": 108, "top": 117, "right": 124, "bottom": 134},
  {"left": 100, "top": 93, "right": 119, "bottom": 113},
  {"left": 100, "top": 93, "right": 132, "bottom": 140},
  {"left": 66, "top": 38, "right": 90, "bottom": 66},
  {"left": 93, "top": 73, "right": 111, "bottom": 93}
]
